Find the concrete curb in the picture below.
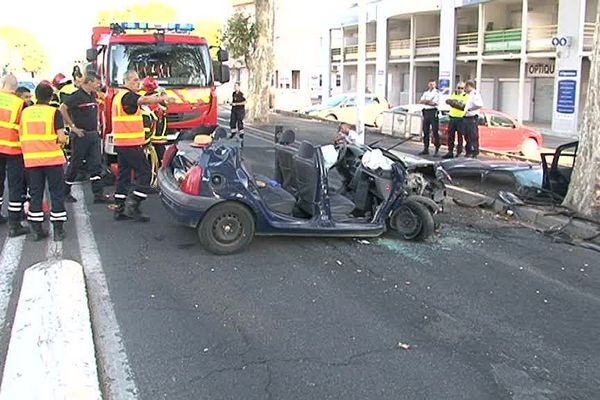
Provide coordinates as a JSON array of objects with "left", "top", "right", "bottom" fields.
[
  {"left": 0, "top": 259, "right": 102, "bottom": 400},
  {"left": 447, "top": 184, "right": 600, "bottom": 241},
  {"left": 273, "top": 109, "right": 341, "bottom": 126}
]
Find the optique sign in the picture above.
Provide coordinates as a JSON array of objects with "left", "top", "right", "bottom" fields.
[{"left": 526, "top": 62, "right": 555, "bottom": 78}]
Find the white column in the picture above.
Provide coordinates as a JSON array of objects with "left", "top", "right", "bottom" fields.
[
  {"left": 409, "top": 15, "right": 416, "bottom": 104},
  {"left": 517, "top": 0, "right": 528, "bottom": 123},
  {"left": 476, "top": 3, "right": 485, "bottom": 89},
  {"left": 340, "top": 27, "right": 345, "bottom": 96},
  {"left": 438, "top": 1, "right": 456, "bottom": 95},
  {"left": 552, "top": 0, "right": 586, "bottom": 136},
  {"left": 356, "top": 0, "right": 367, "bottom": 143},
  {"left": 375, "top": 11, "right": 388, "bottom": 97},
  {"left": 323, "top": 29, "right": 332, "bottom": 99}
]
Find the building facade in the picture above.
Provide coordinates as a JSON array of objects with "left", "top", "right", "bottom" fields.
[{"left": 324, "top": 0, "right": 598, "bottom": 137}]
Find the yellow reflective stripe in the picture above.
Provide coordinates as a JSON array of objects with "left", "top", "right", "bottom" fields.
[
  {"left": 22, "top": 150, "right": 65, "bottom": 160},
  {"left": 113, "top": 115, "right": 142, "bottom": 122},
  {"left": 113, "top": 132, "right": 145, "bottom": 139},
  {"left": 0, "top": 139, "right": 20, "bottom": 147},
  {"left": 0, "top": 121, "right": 19, "bottom": 129},
  {"left": 20, "top": 135, "right": 57, "bottom": 142}
]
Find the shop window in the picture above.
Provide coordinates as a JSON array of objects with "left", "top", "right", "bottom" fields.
[{"left": 292, "top": 70, "right": 300, "bottom": 89}]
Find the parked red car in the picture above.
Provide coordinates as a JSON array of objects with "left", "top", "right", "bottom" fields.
[{"left": 440, "top": 108, "right": 543, "bottom": 158}]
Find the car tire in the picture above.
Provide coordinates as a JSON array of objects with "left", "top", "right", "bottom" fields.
[
  {"left": 325, "top": 114, "right": 338, "bottom": 121},
  {"left": 390, "top": 199, "right": 435, "bottom": 241},
  {"left": 521, "top": 138, "right": 540, "bottom": 160},
  {"left": 198, "top": 202, "right": 256, "bottom": 255}
]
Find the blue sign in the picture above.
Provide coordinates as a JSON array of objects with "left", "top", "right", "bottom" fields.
[
  {"left": 439, "top": 79, "right": 450, "bottom": 95},
  {"left": 557, "top": 80, "right": 576, "bottom": 114},
  {"left": 558, "top": 70, "right": 577, "bottom": 78}
]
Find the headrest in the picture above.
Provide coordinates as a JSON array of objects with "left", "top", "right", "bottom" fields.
[
  {"left": 279, "top": 129, "right": 295, "bottom": 145},
  {"left": 297, "top": 141, "right": 315, "bottom": 159},
  {"left": 213, "top": 126, "right": 228, "bottom": 141}
]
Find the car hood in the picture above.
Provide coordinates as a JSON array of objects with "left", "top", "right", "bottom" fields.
[{"left": 305, "top": 104, "right": 333, "bottom": 114}]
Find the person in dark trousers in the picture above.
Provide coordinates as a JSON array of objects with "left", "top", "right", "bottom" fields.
[
  {"left": 112, "top": 70, "right": 175, "bottom": 222},
  {"left": 230, "top": 82, "right": 246, "bottom": 142},
  {"left": 418, "top": 79, "right": 440, "bottom": 156},
  {"left": 463, "top": 80, "right": 484, "bottom": 158},
  {"left": 443, "top": 82, "right": 468, "bottom": 158},
  {"left": 0, "top": 74, "right": 29, "bottom": 235},
  {"left": 59, "top": 71, "right": 110, "bottom": 203},
  {"left": 19, "top": 83, "right": 68, "bottom": 241}
]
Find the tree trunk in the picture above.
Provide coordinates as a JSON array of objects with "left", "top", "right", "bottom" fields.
[
  {"left": 562, "top": 3, "right": 600, "bottom": 219},
  {"left": 245, "top": 0, "right": 274, "bottom": 123}
]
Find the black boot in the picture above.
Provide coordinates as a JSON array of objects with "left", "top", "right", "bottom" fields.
[
  {"left": 52, "top": 221, "right": 65, "bottom": 241},
  {"left": 31, "top": 222, "right": 48, "bottom": 241},
  {"left": 8, "top": 221, "right": 29, "bottom": 237},
  {"left": 113, "top": 201, "right": 131, "bottom": 221},
  {"left": 124, "top": 197, "right": 150, "bottom": 222}
]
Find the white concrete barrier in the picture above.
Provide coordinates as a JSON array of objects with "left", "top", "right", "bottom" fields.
[{"left": 0, "top": 260, "right": 102, "bottom": 400}]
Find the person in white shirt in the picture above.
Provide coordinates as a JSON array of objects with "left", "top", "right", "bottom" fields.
[
  {"left": 463, "top": 80, "right": 484, "bottom": 158},
  {"left": 418, "top": 80, "right": 441, "bottom": 156},
  {"left": 334, "top": 123, "right": 359, "bottom": 145}
]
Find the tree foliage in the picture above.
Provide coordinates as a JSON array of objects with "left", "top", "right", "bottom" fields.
[
  {"left": 0, "top": 27, "right": 48, "bottom": 76},
  {"left": 96, "top": 2, "right": 177, "bottom": 25},
  {"left": 221, "top": 13, "right": 257, "bottom": 62}
]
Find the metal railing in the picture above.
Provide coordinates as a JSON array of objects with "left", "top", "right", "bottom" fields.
[
  {"left": 389, "top": 39, "right": 411, "bottom": 58},
  {"left": 330, "top": 48, "right": 341, "bottom": 62},
  {"left": 456, "top": 32, "right": 478, "bottom": 54},
  {"left": 583, "top": 22, "right": 596, "bottom": 52},
  {"left": 366, "top": 43, "right": 377, "bottom": 60},
  {"left": 344, "top": 45, "right": 358, "bottom": 61},
  {"left": 415, "top": 35, "right": 440, "bottom": 56},
  {"left": 484, "top": 28, "right": 522, "bottom": 53},
  {"left": 527, "top": 24, "right": 557, "bottom": 52}
]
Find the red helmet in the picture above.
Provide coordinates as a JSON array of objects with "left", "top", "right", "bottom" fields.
[
  {"left": 52, "top": 73, "right": 68, "bottom": 88},
  {"left": 141, "top": 76, "right": 158, "bottom": 93}
]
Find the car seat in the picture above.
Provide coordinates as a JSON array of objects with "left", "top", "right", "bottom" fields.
[{"left": 274, "top": 130, "right": 297, "bottom": 193}]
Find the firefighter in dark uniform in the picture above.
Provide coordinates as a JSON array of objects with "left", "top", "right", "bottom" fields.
[
  {"left": 112, "top": 70, "right": 175, "bottom": 222},
  {"left": 59, "top": 71, "right": 110, "bottom": 203},
  {"left": 19, "top": 83, "right": 68, "bottom": 241},
  {"left": 229, "top": 82, "right": 246, "bottom": 142},
  {"left": 140, "top": 76, "right": 168, "bottom": 161},
  {"left": 0, "top": 74, "right": 29, "bottom": 235}
]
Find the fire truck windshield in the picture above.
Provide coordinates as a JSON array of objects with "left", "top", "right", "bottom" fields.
[{"left": 109, "top": 43, "right": 212, "bottom": 87}]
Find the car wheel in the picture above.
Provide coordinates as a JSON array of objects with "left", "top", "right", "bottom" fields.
[
  {"left": 325, "top": 114, "right": 338, "bottom": 121},
  {"left": 521, "top": 138, "right": 540, "bottom": 160},
  {"left": 390, "top": 200, "right": 435, "bottom": 241},
  {"left": 198, "top": 202, "right": 256, "bottom": 255},
  {"left": 374, "top": 113, "right": 384, "bottom": 128}
]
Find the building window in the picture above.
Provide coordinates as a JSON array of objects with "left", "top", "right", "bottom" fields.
[
  {"left": 292, "top": 70, "right": 301, "bottom": 89},
  {"left": 319, "top": 74, "right": 323, "bottom": 86},
  {"left": 336, "top": 74, "right": 341, "bottom": 87}
]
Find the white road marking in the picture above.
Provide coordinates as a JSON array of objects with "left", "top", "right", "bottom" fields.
[
  {"left": 72, "top": 185, "right": 139, "bottom": 400},
  {"left": 0, "top": 260, "right": 102, "bottom": 400},
  {"left": 216, "top": 117, "right": 275, "bottom": 144},
  {"left": 0, "top": 236, "right": 25, "bottom": 336}
]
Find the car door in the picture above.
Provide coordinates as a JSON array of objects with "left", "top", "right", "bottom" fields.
[
  {"left": 487, "top": 112, "right": 519, "bottom": 151},
  {"left": 475, "top": 112, "right": 492, "bottom": 148}
]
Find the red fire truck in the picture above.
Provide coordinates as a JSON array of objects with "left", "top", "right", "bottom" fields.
[{"left": 85, "top": 22, "right": 230, "bottom": 160}]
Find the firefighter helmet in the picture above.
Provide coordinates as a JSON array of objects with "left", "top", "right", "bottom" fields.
[
  {"left": 142, "top": 76, "right": 159, "bottom": 93},
  {"left": 52, "top": 73, "right": 68, "bottom": 88}
]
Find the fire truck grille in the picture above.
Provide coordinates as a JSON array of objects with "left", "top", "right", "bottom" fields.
[{"left": 166, "top": 112, "right": 201, "bottom": 123}]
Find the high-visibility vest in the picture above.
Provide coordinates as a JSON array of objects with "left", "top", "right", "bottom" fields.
[
  {"left": 151, "top": 110, "right": 168, "bottom": 143},
  {"left": 58, "top": 83, "right": 78, "bottom": 103},
  {"left": 141, "top": 106, "right": 157, "bottom": 145},
  {"left": 448, "top": 92, "right": 468, "bottom": 118},
  {"left": 111, "top": 89, "right": 144, "bottom": 147},
  {"left": 19, "top": 104, "right": 66, "bottom": 168},
  {"left": 0, "top": 91, "right": 24, "bottom": 155},
  {"left": 138, "top": 90, "right": 168, "bottom": 144}
]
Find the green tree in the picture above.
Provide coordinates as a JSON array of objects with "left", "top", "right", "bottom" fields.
[
  {"left": 0, "top": 27, "right": 48, "bottom": 76},
  {"left": 563, "top": 2, "right": 600, "bottom": 218},
  {"left": 222, "top": 0, "right": 274, "bottom": 123}
]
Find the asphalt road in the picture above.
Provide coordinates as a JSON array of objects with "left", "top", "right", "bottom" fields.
[{"left": 0, "top": 112, "right": 598, "bottom": 399}]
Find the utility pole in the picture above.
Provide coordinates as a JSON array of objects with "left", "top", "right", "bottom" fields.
[{"left": 356, "top": 0, "right": 366, "bottom": 144}]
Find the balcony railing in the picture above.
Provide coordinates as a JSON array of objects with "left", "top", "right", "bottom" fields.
[
  {"left": 456, "top": 32, "right": 478, "bottom": 54},
  {"left": 484, "top": 28, "right": 522, "bottom": 53},
  {"left": 344, "top": 45, "right": 358, "bottom": 61},
  {"left": 527, "top": 24, "right": 557, "bottom": 52},
  {"left": 366, "top": 43, "right": 377, "bottom": 60},
  {"left": 389, "top": 39, "right": 411, "bottom": 59},
  {"left": 583, "top": 22, "right": 596, "bottom": 52},
  {"left": 331, "top": 48, "right": 341, "bottom": 62},
  {"left": 415, "top": 35, "right": 440, "bottom": 56}
]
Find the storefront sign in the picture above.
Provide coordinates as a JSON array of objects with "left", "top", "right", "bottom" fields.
[
  {"left": 526, "top": 62, "right": 555, "bottom": 78},
  {"left": 556, "top": 70, "right": 577, "bottom": 115}
]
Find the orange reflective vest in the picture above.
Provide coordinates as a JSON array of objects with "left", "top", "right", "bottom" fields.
[
  {"left": 0, "top": 91, "right": 25, "bottom": 155},
  {"left": 112, "top": 89, "right": 144, "bottom": 147},
  {"left": 19, "top": 105, "right": 66, "bottom": 168}
]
